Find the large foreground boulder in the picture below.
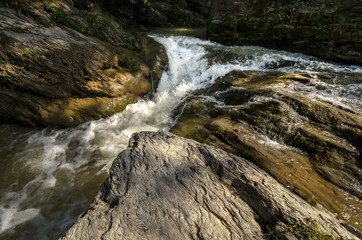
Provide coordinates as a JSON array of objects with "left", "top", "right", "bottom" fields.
[
  {"left": 0, "top": 1, "right": 166, "bottom": 126},
  {"left": 62, "top": 131, "right": 358, "bottom": 239}
]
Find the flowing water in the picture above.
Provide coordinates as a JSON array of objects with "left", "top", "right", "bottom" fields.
[{"left": 0, "top": 35, "right": 361, "bottom": 239}]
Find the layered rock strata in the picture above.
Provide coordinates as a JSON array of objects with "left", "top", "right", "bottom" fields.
[
  {"left": 62, "top": 131, "right": 358, "bottom": 239},
  {"left": 171, "top": 71, "right": 362, "bottom": 230},
  {"left": 0, "top": 1, "right": 166, "bottom": 126}
]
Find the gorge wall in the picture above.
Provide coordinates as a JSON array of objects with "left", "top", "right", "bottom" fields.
[
  {"left": 208, "top": 0, "right": 362, "bottom": 65},
  {"left": 0, "top": 0, "right": 360, "bottom": 126},
  {"left": 102, "top": 0, "right": 362, "bottom": 65}
]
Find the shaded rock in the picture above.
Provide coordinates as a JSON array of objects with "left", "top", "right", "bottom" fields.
[
  {"left": 0, "top": 1, "right": 167, "bottom": 126},
  {"left": 208, "top": 0, "right": 362, "bottom": 65},
  {"left": 171, "top": 71, "right": 362, "bottom": 230},
  {"left": 62, "top": 131, "right": 358, "bottom": 239},
  {"left": 94, "top": 0, "right": 207, "bottom": 27},
  {"left": 187, "top": 0, "right": 212, "bottom": 17}
]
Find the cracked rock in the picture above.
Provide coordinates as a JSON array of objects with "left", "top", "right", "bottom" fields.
[{"left": 62, "top": 131, "right": 358, "bottom": 239}]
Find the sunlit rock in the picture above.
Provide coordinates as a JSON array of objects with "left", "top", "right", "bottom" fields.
[
  {"left": 171, "top": 71, "right": 362, "bottom": 230},
  {"left": 0, "top": 1, "right": 167, "bottom": 126},
  {"left": 62, "top": 131, "right": 358, "bottom": 239}
]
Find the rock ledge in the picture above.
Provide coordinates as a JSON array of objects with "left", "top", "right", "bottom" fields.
[{"left": 62, "top": 131, "right": 358, "bottom": 239}]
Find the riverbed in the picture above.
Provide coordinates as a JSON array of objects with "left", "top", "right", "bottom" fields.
[{"left": 0, "top": 34, "right": 361, "bottom": 239}]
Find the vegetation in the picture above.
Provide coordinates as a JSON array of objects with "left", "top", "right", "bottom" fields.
[
  {"left": 76, "top": 10, "right": 127, "bottom": 46},
  {"left": 44, "top": 1, "right": 69, "bottom": 23},
  {"left": 0, "top": 50, "right": 8, "bottom": 63},
  {"left": 80, "top": 23, "right": 89, "bottom": 33},
  {"left": 265, "top": 219, "right": 339, "bottom": 240},
  {"left": 50, "top": 7, "right": 69, "bottom": 24},
  {"left": 125, "top": 35, "right": 139, "bottom": 49},
  {"left": 20, "top": 48, "right": 30, "bottom": 56},
  {"left": 143, "top": 0, "right": 151, "bottom": 7},
  {"left": 103, "top": 13, "right": 117, "bottom": 32},
  {"left": 43, "top": 0, "right": 56, "bottom": 12}
]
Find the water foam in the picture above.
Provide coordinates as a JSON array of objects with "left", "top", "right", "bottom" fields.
[
  {"left": 209, "top": 44, "right": 362, "bottom": 73},
  {"left": 0, "top": 35, "right": 239, "bottom": 237},
  {"left": 277, "top": 79, "right": 362, "bottom": 112},
  {"left": 0, "top": 35, "right": 361, "bottom": 239}
]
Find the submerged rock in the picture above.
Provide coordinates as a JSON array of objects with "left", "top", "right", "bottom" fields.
[
  {"left": 171, "top": 71, "right": 362, "bottom": 230},
  {"left": 62, "top": 131, "right": 358, "bottom": 239},
  {"left": 0, "top": 1, "right": 167, "bottom": 126}
]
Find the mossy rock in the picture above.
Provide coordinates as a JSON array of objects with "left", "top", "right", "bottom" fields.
[
  {"left": 0, "top": 0, "right": 167, "bottom": 127},
  {"left": 38, "top": 94, "right": 137, "bottom": 126}
]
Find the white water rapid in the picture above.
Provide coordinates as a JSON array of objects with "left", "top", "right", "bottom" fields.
[{"left": 0, "top": 35, "right": 361, "bottom": 239}]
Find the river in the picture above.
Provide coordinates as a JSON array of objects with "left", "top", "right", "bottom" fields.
[{"left": 0, "top": 34, "right": 361, "bottom": 239}]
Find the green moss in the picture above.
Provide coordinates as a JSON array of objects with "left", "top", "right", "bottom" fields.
[
  {"left": 77, "top": 12, "right": 121, "bottom": 42},
  {"left": 265, "top": 219, "right": 338, "bottom": 240},
  {"left": 20, "top": 48, "right": 30, "bottom": 56},
  {"left": 125, "top": 35, "right": 139, "bottom": 50},
  {"left": 50, "top": 7, "right": 69, "bottom": 24},
  {"left": 143, "top": 0, "right": 152, "bottom": 7},
  {"left": 264, "top": 225, "right": 281, "bottom": 240},
  {"left": 103, "top": 13, "right": 117, "bottom": 33},
  {"left": 275, "top": 12, "right": 286, "bottom": 21},
  {"left": 106, "top": 95, "right": 136, "bottom": 115},
  {"left": 80, "top": 23, "right": 89, "bottom": 33},
  {"left": 44, "top": 1, "right": 56, "bottom": 12}
]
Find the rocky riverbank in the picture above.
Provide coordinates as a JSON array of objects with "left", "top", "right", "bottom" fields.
[
  {"left": 207, "top": 0, "right": 362, "bottom": 65},
  {"left": 0, "top": 1, "right": 361, "bottom": 239},
  {"left": 62, "top": 131, "right": 359, "bottom": 239},
  {"left": 171, "top": 71, "right": 362, "bottom": 230},
  {"left": 0, "top": 0, "right": 166, "bottom": 126},
  {"left": 1, "top": 0, "right": 360, "bottom": 126},
  {"left": 97, "top": 0, "right": 362, "bottom": 65}
]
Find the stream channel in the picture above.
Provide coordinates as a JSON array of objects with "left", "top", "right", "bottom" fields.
[{"left": 0, "top": 32, "right": 361, "bottom": 239}]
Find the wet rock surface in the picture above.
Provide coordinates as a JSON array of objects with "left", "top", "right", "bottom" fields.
[
  {"left": 171, "top": 71, "right": 362, "bottom": 230},
  {"left": 0, "top": 1, "right": 167, "bottom": 126},
  {"left": 208, "top": 0, "right": 362, "bottom": 65},
  {"left": 62, "top": 131, "right": 358, "bottom": 239}
]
